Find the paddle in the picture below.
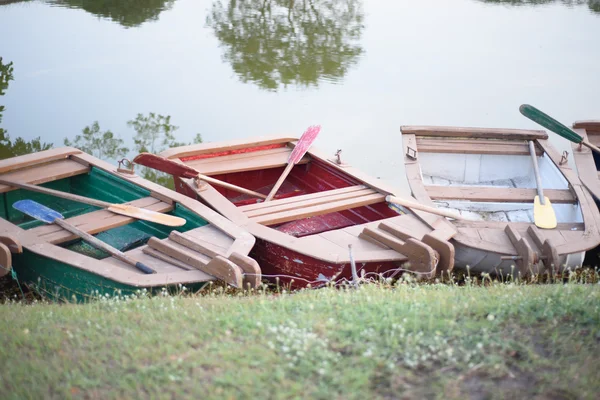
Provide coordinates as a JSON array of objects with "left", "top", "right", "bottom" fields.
[
  {"left": 265, "top": 125, "right": 321, "bottom": 202},
  {"left": 519, "top": 104, "right": 600, "bottom": 153},
  {"left": 385, "top": 195, "right": 463, "bottom": 220},
  {"left": 133, "top": 153, "right": 267, "bottom": 199},
  {"left": 13, "top": 200, "right": 156, "bottom": 274},
  {"left": 0, "top": 178, "right": 185, "bottom": 227},
  {"left": 528, "top": 141, "right": 557, "bottom": 229}
]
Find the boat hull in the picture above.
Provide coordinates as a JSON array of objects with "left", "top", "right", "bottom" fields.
[
  {"left": 252, "top": 239, "right": 402, "bottom": 288},
  {"left": 453, "top": 242, "right": 584, "bottom": 276},
  {"left": 12, "top": 250, "right": 207, "bottom": 301}
]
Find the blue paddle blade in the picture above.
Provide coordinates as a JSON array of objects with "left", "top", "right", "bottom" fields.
[{"left": 13, "top": 199, "right": 64, "bottom": 224}]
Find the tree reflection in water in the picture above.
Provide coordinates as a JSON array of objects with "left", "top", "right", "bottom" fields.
[
  {"left": 45, "top": 0, "right": 178, "bottom": 28},
  {"left": 479, "top": 0, "right": 600, "bottom": 13},
  {"left": 207, "top": 0, "right": 365, "bottom": 91}
]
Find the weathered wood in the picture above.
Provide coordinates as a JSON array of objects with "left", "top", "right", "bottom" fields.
[
  {"left": 573, "top": 120, "right": 600, "bottom": 132},
  {"left": 360, "top": 227, "right": 437, "bottom": 276},
  {"left": 0, "top": 177, "right": 185, "bottom": 227},
  {"left": 147, "top": 238, "right": 244, "bottom": 287},
  {"left": 386, "top": 195, "right": 463, "bottom": 219},
  {"left": 229, "top": 252, "right": 261, "bottom": 289},
  {"left": 401, "top": 126, "right": 548, "bottom": 140},
  {"left": 240, "top": 185, "right": 371, "bottom": 212},
  {"left": 53, "top": 218, "right": 155, "bottom": 274},
  {"left": 244, "top": 188, "right": 376, "bottom": 218},
  {"left": 0, "top": 243, "right": 12, "bottom": 278},
  {"left": 0, "top": 147, "right": 81, "bottom": 174},
  {"left": 504, "top": 225, "right": 538, "bottom": 276},
  {"left": 187, "top": 148, "right": 309, "bottom": 176},
  {"left": 0, "top": 159, "right": 90, "bottom": 193},
  {"left": 250, "top": 193, "right": 386, "bottom": 226},
  {"left": 142, "top": 247, "right": 195, "bottom": 271},
  {"left": 203, "top": 256, "right": 244, "bottom": 288},
  {"left": 147, "top": 237, "right": 211, "bottom": 266},
  {"left": 30, "top": 197, "right": 173, "bottom": 244},
  {"left": 0, "top": 235, "right": 22, "bottom": 254},
  {"left": 415, "top": 137, "right": 543, "bottom": 156},
  {"left": 169, "top": 230, "right": 224, "bottom": 258},
  {"left": 422, "top": 233, "right": 455, "bottom": 275},
  {"left": 425, "top": 186, "right": 576, "bottom": 204},
  {"left": 265, "top": 125, "right": 320, "bottom": 202}
]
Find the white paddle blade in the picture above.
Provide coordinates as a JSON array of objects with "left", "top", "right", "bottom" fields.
[{"left": 533, "top": 196, "right": 557, "bottom": 229}]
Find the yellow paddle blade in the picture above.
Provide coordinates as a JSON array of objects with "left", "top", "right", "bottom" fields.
[
  {"left": 107, "top": 205, "right": 186, "bottom": 227},
  {"left": 533, "top": 196, "right": 557, "bottom": 229}
]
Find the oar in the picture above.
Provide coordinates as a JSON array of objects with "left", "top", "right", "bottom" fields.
[
  {"left": 519, "top": 104, "right": 600, "bottom": 153},
  {"left": 13, "top": 200, "right": 156, "bottom": 274},
  {"left": 265, "top": 125, "right": 321, "bottom": 202},
  {"left": 385, "top": 195, "right": 463, "bottom": 220},
  {"left": 0, "top": 178, "right": 185, "bottom": 227},
  {"left": 133, "top": 153, "right": 267, "bottom": 199},
  {"left": 528, "top": 141, "right": 557, "bottom": 229}
]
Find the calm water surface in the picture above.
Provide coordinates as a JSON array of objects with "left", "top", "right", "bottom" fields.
[{"left": 1, "top": 0, "right": 599, "bottom": 190}]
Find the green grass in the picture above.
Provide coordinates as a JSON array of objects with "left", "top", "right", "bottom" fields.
[{"left": 1, "top": 280, "right": 599, "bottom": 399}]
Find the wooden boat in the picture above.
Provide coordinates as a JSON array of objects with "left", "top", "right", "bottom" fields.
[
  {"left": 154, "top": 136, "right": 458, "bottom": 287},
  {"left": 0, "top": 148, "right": 260, "bottom": 300},
  {"left": 571, "top": 121, "right": 600, "bottom": 200},
  {"left": 401, "top": 126, "right": 600, "bottom": 275}
]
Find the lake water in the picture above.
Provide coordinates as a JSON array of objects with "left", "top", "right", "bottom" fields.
[{"left": 1, "top": 0, "right": 599, "bottom": 191}]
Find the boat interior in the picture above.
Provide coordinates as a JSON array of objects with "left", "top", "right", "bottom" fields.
[
  {"left": 419, "top": 149, "right": 583, "bottom": 224},
  {"left": 179, "top": 142, "right": 400, "bottom": 238}
]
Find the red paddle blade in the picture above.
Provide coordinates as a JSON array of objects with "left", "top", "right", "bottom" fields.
[
  {"left": 289, "top": 125, "right": 321, "bottom": 164},
  {"left": 133, "top": 153, "right": 198, "bottom": 179}
]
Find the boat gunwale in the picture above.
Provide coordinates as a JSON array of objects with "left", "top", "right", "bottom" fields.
[{"left": 0, "top": 148, "right": 257, "bottom": 287}]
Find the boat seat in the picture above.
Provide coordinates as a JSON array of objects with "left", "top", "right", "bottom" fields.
[
  {"left": 182, "top": 146, "right": 310, "bottom": 176},
  {"left": 425, "top": 186, "right": 577, "bottom": 204},
  {"left": 238, "top": 185, "right": 386, "bottom": 226},
  {"left": 28, "top": 196, "right": 174, "bottom": 244},
  {"left": 0, "top": 159, "right": 89, "bottom": 193},
  {"left": 415, "top": 137, "right": 543, "bottom": 156}
]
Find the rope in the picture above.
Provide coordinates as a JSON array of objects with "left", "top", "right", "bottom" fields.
[
  {"left": 0, "top": 264, "right": 25, "bottom": 299},
  {"left": 242, "top": 263, "right": 438, "bottom": 289}
]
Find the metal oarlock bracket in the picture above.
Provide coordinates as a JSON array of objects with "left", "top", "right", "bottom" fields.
[
  {"left": 406, "top": 146, "right": 417, "bottom": 160},
  {"left": 334, "top": 149, "right": 343, "bottom": 165},
  {"left": 559, "top": 151, "right": 569, "bottom": 165},
  {"left": 117, "top": 158, "right": 135, "bottom": 174}
]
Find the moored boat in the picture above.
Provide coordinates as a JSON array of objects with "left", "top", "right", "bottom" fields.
[
  {"left": 0, "top": 148, "right": 260, "bottom": 300},
  {"left": 140, "top": 136, "right": 459, "bottom": 288},
  {"left": 401, "top": 126, "right": 600, "bottom": 275}
]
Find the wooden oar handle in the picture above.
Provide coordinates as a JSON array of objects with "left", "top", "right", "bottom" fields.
[
  {"left": 386, "top": 195, "right": 463, "bottom": 220},
  {"left": 265, "top": 162, "right": 294, "bottom": 202},
  {"left": 195, "top": 173, "right": 267, "bottom": 199},
  {"left": 54, "top": 218, "right": 156, "bottom": 274},
  {"left": 0, "top": 178, "right": 110, "bottom": 208},
  {"left": 583, "top": 140, "right": 600, "bottom": 155},
  {"left": 528, "top": 141, "right": 545, "bottom": 205}
]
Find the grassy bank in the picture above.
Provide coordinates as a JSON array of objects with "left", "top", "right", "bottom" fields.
[{"left": 1, "top": 281, "right": 599, "bottom": 399}]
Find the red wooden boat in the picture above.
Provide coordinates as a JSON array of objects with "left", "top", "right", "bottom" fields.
[{"left": 138, "top": 136, "right": 458, "bottom": 288}]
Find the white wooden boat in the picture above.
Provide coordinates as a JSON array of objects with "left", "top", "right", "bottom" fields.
[{"left": 402, "top": 126, "right": 600, "bottom": 275}]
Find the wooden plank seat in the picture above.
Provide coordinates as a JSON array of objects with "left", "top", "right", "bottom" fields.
[
  {"left": 0, "top": 159, "right": 90, "bottom": 193},
  {"left": 415, "top": 137, "right": 543, "bottom": 156},
  {"left": 402, "top": 126, "right": 548, "bottom": 140},
  {"left": 239, "top": 185, "right": 386, "bottom": 226},
  {"left": 426, "top": 186, "right": 576, "bottom": 204},
  {"left": 141, "top": 225, "right": 260, "bottom": 288},
  {"left": 184, "top": 147, "right": 310, "bottom": 176},
  {"left": 29, "top": 196, "right": 173, "bottom": 244}
]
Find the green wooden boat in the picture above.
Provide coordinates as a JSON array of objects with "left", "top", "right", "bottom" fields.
[{"left": 0, "top": 148, "right": 260, "bottom": 301}]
